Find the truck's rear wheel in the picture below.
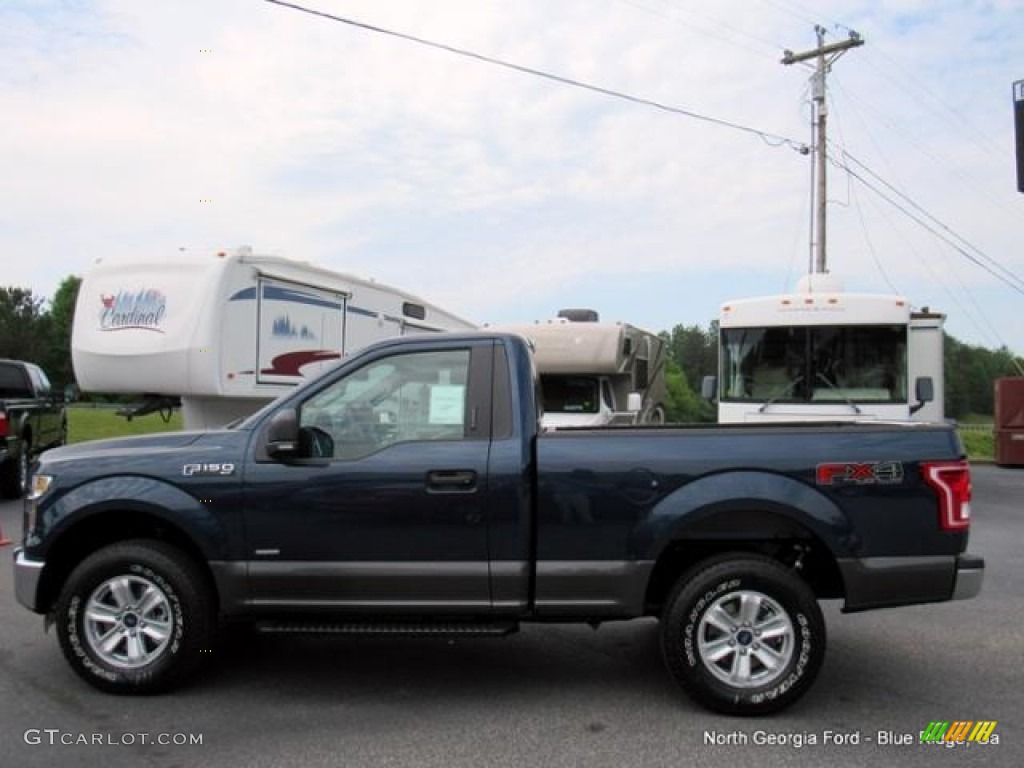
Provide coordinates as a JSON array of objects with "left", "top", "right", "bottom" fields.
[
  {"left": 661, "top": 555, "right": 825, "bottom": 715},
  {"left": 55, "top": 540, "right": 215, "bottom": 694}
]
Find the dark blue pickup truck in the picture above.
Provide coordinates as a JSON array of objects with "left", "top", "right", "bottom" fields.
[{"left": 13, "top": 332, "right": 982, "bottom": 714}]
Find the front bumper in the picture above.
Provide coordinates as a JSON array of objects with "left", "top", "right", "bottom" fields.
[{"left": 13, "top": 548, "right": 45, "bottom": 613}]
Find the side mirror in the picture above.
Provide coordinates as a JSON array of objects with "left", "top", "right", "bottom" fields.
[
  {"left": 626, "top": 392, "right": 643, "bottom": 413},
  {"left": 265, "top": 408, "right": 299, "bottom": 457},
  {"left": 909, "top": 376, "right": 934, "bottom": 416},
  {"left": 701, "top": 375, "right": 718, "bottom": 400},
  {"left": 63, "top": 383, "right": 79, "bottom": 403}
]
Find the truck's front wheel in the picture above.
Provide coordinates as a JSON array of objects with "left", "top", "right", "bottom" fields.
[
  {"left": 661, "top": 555, "right": 825, "bottom": 715},
  {"left": 55, "top": 540, "right": 215, "bottom": 694}
]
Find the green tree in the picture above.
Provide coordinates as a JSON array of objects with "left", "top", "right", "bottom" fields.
[
  {"left": 943, "top": 333, "right": 1021, "bottom": 419},
  {"left": 664, "top": 322, "right": 718, "bottom": 393},
  {"left": 44, "top": 275, "right": 82, "bottom": 389},
  {"left": 664, "top": 359, "right": 714, "bottom": 422},
  {"left": 0, "top": 287, "right": 47, "bottom": 361}
]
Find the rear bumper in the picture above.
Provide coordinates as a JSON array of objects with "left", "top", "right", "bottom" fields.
[
  {"left": 838, "top": 553, "right": 984, "bottom": 613},
  {"left": 13, "top": 548, "right": 46, "bottom": 613},
  {"left": 952, "top": 553, "right": 985, "bottom": 600}
]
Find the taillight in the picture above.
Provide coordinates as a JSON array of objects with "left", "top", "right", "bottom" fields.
[
  {"left": 0, "top": 411, "right": 7, "bottom": 437},
  {"left": 922, "top": 460, "right": 972, "bottom": 531}
]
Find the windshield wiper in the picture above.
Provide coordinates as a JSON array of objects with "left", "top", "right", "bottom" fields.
[
  {"left": 814, "top": 372, "right": 862, "bottom": 415},
  {"left": 757, "top": 375, "right": 804, "bottom": 413}
]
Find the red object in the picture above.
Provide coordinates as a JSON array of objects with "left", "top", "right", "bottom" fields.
[
  {"left": 994, "top": 377, "right": 1024, "bottom": 466},
  {"left": 921, "top": 460, "right": 972, "bottom": 531}
]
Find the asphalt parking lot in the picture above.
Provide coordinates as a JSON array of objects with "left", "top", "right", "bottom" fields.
[{"left": 1, "top": 464, "right": 1020, "bottom": 768}]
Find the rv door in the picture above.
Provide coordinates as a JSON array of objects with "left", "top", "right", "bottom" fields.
[{"left": 256, "top": 277, "right": 346, "bottom": 386}]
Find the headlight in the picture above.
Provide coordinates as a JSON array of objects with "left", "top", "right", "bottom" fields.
[
  {"left": 24, "top": 474, "right": 53, "bottom": 540},
  {"left": 29, "top": 474, "right": 52, "bottom": 499}
]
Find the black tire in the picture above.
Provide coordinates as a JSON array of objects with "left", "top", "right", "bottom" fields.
[
  {"left": 661, "top": 554, "right": 825, "bottom": 715},
  {"left": 0, "top": 439, "right": 29, "bottom": 499},
  {"left": 55, "top": 540, "right": 216, "bottom": 694}
]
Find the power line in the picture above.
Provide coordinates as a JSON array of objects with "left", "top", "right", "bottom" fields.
[
  {"left": 616, "top": 0, "right": 781, "bottom": 60},
  {"left": 862, "top": 46, "right": 1005, "bottom": 162},
  {"left": 829, "top": 95, "right": 901, "bottom": 294},
  {"left": 863, "top": 188, "right": 1007, "bottom": 350},
  {"left": 836, "top": 149, "right": 1024, "bottom": 291},
  {"left": 826, "top": 88, "right": 1008, "bottom": 345},
  {"left": 832, "top": 151, "right": 1024, "bottom": 298},
  {"left": 263, "top": 0, "right": 808, "bottom": 153}
]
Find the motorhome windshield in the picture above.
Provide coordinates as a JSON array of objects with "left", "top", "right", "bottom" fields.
[
  {"left": 541, "top": 375, "right": 600, "bottom": 414},
  {"left": 720, "top": 325, "right": 908, "bottom": 404}
]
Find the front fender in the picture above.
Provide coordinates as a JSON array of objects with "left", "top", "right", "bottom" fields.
[
  {"left": 636, "top": 470, "right": 855, "bottom": 560},
  {"left": 31, "top": 475, "right": 234, "bottom": 560}
]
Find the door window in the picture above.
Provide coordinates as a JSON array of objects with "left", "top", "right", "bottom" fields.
[{"left": 299, "top": 349, "right": 471, "bottom": 460}]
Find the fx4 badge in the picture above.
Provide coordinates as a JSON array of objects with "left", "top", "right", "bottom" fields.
[
  {"left": 816, "top": 461, "right": 904, "bottom": 486},
  {"left": 182, "top": 463, "right": 236, "bottom": 477}
]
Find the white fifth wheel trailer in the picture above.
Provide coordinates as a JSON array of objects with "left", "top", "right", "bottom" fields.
[
  {"left": 72, "top": 247, "right": 477, "bottom": 429},
  {"left": 491, "top": 310, "right": 667, "bottom": 428},
  {"left": 710, "top": 275, "right": 944, "bottom": 423}
]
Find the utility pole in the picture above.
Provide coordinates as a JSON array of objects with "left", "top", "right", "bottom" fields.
[{"left": 783, "top": 27, "right": 863, "bottom": 275}]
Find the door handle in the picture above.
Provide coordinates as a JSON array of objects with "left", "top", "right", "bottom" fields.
[{"left": 426, "top": 469, "right": 478, "bottom": 492}]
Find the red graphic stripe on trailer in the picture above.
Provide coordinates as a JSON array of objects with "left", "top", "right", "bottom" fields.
[{"left": 236, "top": 350, "right": 341, "bottom": 378}]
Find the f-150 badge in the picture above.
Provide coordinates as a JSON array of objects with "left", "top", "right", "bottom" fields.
[
  {"left": 816, "top": 461, "right": 904, "bottom": 486},
  {"left": 182, "top": 463, "right": 236, "bottom": 477}
]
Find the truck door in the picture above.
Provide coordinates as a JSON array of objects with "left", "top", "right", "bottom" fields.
[{"left": 243, "top": 339, "right": 496, "bottom": 611}]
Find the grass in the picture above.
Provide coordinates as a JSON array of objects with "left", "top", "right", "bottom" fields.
[
  {"left": 67, "top": 405, "right": 183, "bottom": 444},
  {"left": 959, "top": 428, "right": 995, "bottom": 463}
]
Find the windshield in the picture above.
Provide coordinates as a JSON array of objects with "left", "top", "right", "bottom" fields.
[
  {"left": 720, "top": 325, "right": 908, "bottom": 404},
  {"left": 540, "top": 375, "right": 600, "bottom": 414}
]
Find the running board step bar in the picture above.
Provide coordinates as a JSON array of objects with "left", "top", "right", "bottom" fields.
[{"left": 255, "top": 620, "right": 519, "bottom": 637}]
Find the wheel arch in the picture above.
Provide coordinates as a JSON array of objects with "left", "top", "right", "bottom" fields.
[
  {"left": 639, "top": 471, "right": 851, "bottom": 613},
  {"left": 37, "top": 508, "right": 220, "bottom": 616},
  {"left": 643, "top": 520, "right": 845, "bottom": 615}
]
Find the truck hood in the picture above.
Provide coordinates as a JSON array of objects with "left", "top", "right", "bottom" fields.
[{"left": 39, "top": 430, "right": 243, "bottom": 465}]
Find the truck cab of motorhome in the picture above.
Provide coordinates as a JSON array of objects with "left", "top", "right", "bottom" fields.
[{"left": 492, "top": 310, "right": 666, "bottom": 428}]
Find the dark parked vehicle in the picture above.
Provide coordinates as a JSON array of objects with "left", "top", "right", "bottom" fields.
[
  {"left": 13, "top": 333, "right": 982, "bottom": 714},
  {"left": 0, "top": 359, "right": 66, "bottom": 498}
]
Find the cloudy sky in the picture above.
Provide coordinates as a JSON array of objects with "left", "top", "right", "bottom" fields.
[{"left": 3, "top": 0, "right": 1022, "bottom": 353}]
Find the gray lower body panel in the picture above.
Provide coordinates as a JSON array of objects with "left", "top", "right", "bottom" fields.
[
  {"left": 241, "top": 561, "right": 493, "bottom": 613},
  {"left": 533, "top": 560, "right": 655, "bottom": 618},
  {"left": 212, "top": 559, "right": 654, "bottom": 619}
]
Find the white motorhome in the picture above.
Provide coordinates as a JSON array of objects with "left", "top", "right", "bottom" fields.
[
  {"left": 72, "top": 247, "right": 476, "bottom": 429},
  {"left": 712, "top": 275, "right": 944, "bottom": 423},
  {"left": 492, "top": 310, "right": 667, "bottom": 428}
]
